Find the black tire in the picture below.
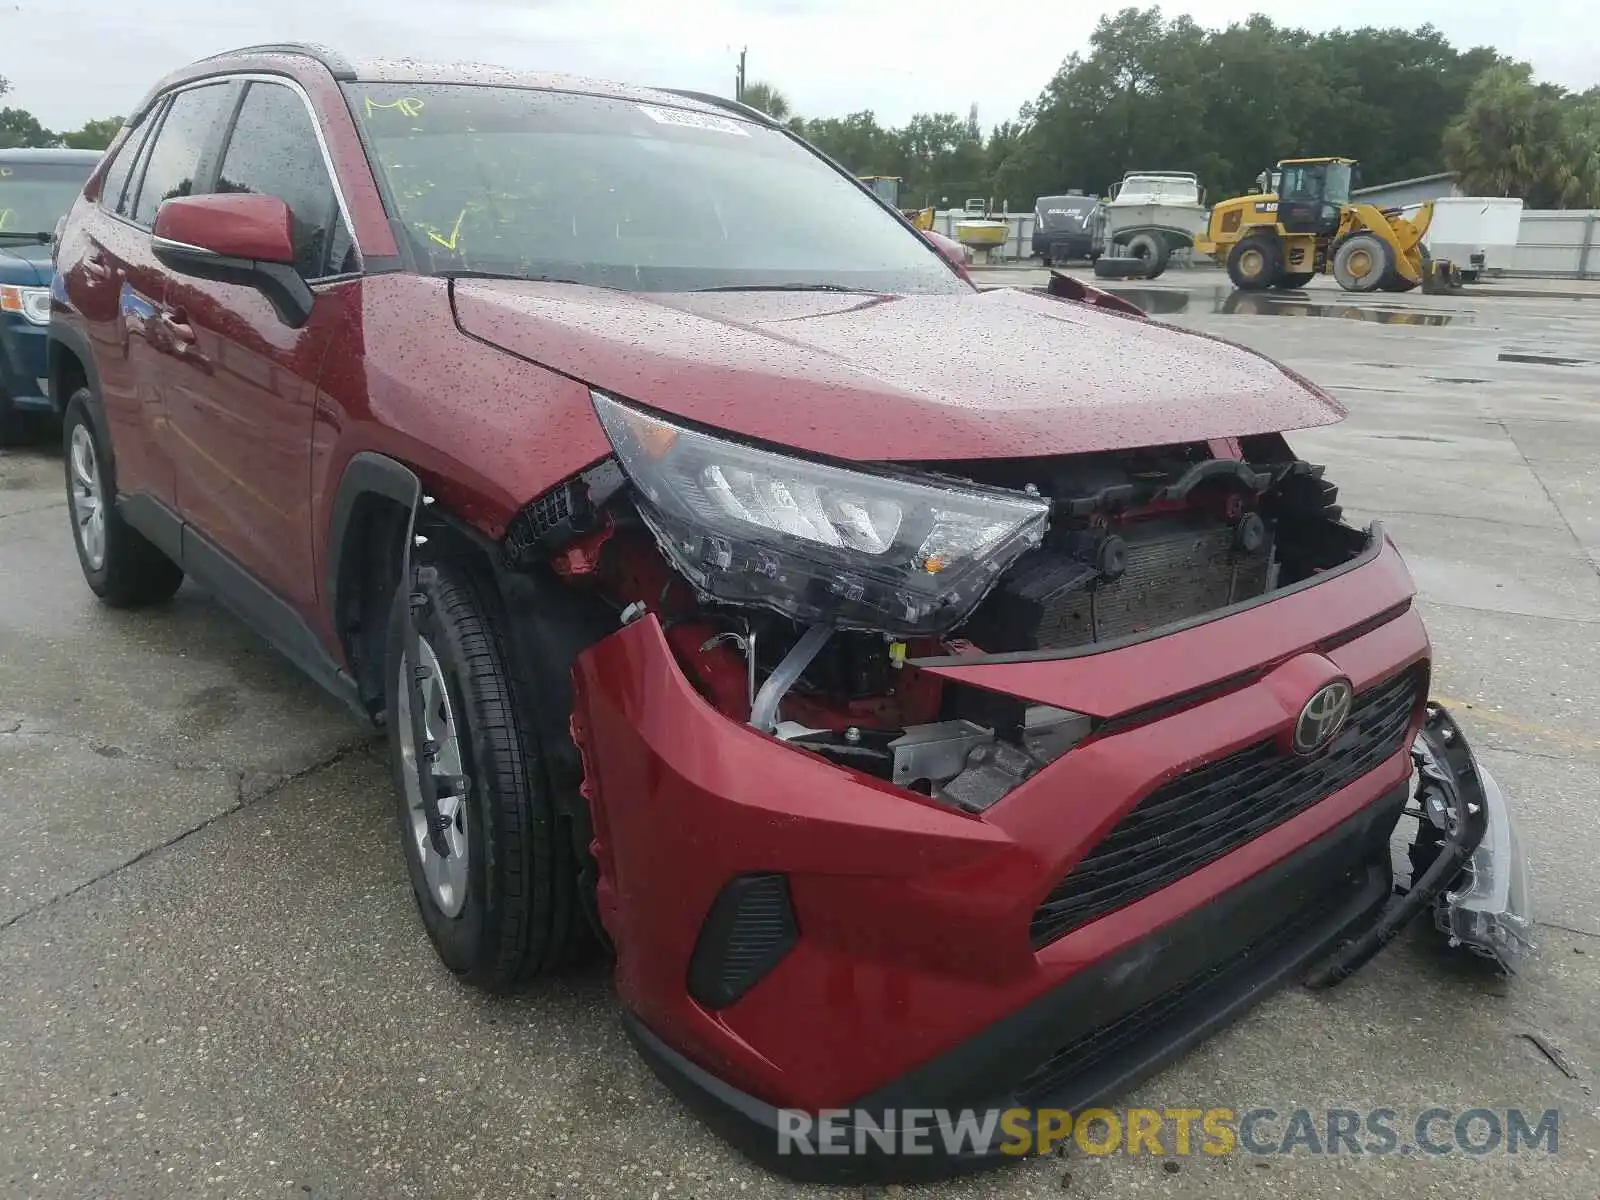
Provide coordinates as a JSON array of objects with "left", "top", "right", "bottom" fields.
[
  {"left": 1125, "top": 232, "right": 1171, "bottom": 279},
  {"left": 1331, "top": 232, "right": 1394, "bottom": 293},
  {"left": 1274, "top": 272, "right": 1317, "bottom": 290},
  {"left": 1093, "top": 256, "right": 1146, "bottom": 279},
  {"left": 1226, "top": 235, "right": 1282, "bottom": 291},
  {"left": 385, "top": 556, "right": 582, "bottom": 991},
  {"left": 61, "top": 389, "right": 184, "bottom": 608}
]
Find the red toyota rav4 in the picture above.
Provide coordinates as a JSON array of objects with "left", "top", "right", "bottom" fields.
[{"left": 49, "top": 44, "right": 1530, "bottom": 1180}]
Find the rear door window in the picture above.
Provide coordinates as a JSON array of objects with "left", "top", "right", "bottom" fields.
[
  {"left": 98, "top": 117, "right": 151, "bottom": 214},
  {"left": 129, "top": 83, "right": 233, "bottom": 227}
]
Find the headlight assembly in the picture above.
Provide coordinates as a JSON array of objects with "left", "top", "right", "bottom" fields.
[
  {"left": 591, "top": 390, "right": 1049, "bottom": 636},
  {"left": 0, "top": 284, "right": 52, "bottom": 326}
]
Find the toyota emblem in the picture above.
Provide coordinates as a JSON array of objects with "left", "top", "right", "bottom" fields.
[{"left": 1293, "top": 679, "right": 1353, "bottom": 755}]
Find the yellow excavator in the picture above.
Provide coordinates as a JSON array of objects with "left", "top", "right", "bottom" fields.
[{"left": 1195, "top": 156, "right": 1461, "bottom": 294}]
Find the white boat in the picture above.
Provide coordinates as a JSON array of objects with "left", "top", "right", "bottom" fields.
[{"left": 1101, "top": 171, "right": 1210, "bottom": 264}]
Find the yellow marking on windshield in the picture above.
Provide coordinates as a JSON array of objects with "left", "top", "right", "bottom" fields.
[
  {"left": 0, "top": 209, "right": 12, "bottom": 231},
  {"left": 426, "top": 209, "right": 467, "bottom": 251},
  {"left": 365, "top": 96, "right": 425, "bottom": 119}
]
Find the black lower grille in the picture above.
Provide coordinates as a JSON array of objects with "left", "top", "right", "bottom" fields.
[
  {"left": 1017, "top": 869, "right": 1360, "bottom": 1104},
  {"left": 1030, "top": 665, "right": 1424, "bottom": 947}
]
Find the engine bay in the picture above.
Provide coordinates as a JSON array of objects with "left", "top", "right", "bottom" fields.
[{"left": 507, "top": 432, "right": 1372, "bottom": 811}]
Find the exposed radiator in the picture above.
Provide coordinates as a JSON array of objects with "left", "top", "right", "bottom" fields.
[{"left": 963, "top": 515, "right": 1275, "bottom": 652}]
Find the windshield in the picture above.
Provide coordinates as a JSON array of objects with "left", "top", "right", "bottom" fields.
[
  {"left": 1115, "top": 175, "right": 1199, "bottom": 204},
  {"left": 1279, "top": 162, "right": 1352, "bottom": 207},
  {"left": 1034, "top": 196, "right": 1095, "bottom": 228},
  {"left": 0, "top": 159, "right": 94, "bottom": 235},
  {"left": 345, "top": 84, "right": 967, "bottom": 294}
]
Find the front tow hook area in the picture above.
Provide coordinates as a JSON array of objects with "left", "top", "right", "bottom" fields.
[{"left": 1304, "top": 701, "right": 1534, "bottom": 987}]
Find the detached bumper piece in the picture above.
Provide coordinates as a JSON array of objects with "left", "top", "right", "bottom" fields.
[
  {"left": 1418, "top": 704, "right": 1535, "bottom": 971},
  {"left": 1305, "top": 702, "right": 1534, "bottom": 987}
]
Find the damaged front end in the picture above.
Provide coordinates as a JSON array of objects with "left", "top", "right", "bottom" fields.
[
  {"left": 503, "top": 390, "right": 1531, "bottom": 953},
  {"left": 491, "top": 387, "right": 1532, "bottom": 1171}
]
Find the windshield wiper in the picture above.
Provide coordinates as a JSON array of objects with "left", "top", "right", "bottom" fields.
[
  {"left": 439, "top": 269, "right": 617, "bottom": 290},
  {"left": 0, "top": 231, "right": 53, "bottom": 244},
  {"left": 694, "top": 283, "right": 873, "bottom": 293}
]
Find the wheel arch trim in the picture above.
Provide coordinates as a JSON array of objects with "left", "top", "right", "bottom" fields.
[{"left": 324, "top": 450, "right": 423, "bottom": 638}]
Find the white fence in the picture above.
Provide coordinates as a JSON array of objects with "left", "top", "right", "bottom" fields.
[
  {"left": 1508, "top": 210, "right": 1600, "bottom": 278},
  {"left": 936, "top": 206, "right": 1600, "bottom": 278}
]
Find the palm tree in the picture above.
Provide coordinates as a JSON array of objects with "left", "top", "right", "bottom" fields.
[
  {"left": 1443, "top": 64, "right": 1572, "bottom": 207},
  {"left": 740, "top": 81, "right": 792, "bottom": 122}
]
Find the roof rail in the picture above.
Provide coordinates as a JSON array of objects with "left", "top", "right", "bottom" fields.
[
  {"left": 658, "top": 88, "right": 777, "bottom": 127},
  {"left": 200, "top": 42, "right": 356, "bottom": 81}
]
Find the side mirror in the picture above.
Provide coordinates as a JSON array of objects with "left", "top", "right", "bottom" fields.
[
  {"left": 151, "top": 193, "right": 313, "bottom": 328},
  {"left": 920, "top": 228, "right": 972, "bottom": 279}
]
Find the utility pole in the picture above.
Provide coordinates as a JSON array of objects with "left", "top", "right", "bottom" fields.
[{"left": 735, "top": 47, "right": 746, "bottom": 103}]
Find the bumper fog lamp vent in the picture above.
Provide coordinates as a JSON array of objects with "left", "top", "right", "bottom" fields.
[{"left": 687, "top": 874, "right": 798, "bottom": 1010}]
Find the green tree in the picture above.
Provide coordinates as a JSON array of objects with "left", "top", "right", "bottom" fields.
[
  {"left": 1560, "top": 89, "right": 1600, "bottom": 207},
  {"left": 61, "top": 116, "right": 123, "bottom": 151},
  {"left": 740, "top": 81, "right": 791, "bottom": 121},
  {"left": 993, "top": 8, "right": 1503, "bottom": 209},
  {"left": 0, "top": 107, "right": 56, "bottom": 149},
  {"left": 802, "top": 111, "right": 903, "bottom": 178},
  {"left": 1442, "top": 63, "right": 1576, "bottom": 206}
]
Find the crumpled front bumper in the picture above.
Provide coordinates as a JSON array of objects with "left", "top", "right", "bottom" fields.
[{"left": 571, "top": 599, "right": 1532, "bottom": 1181}]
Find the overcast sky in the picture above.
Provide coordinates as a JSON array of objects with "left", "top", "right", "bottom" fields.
[{"left": 3, "top": 0, "right": 1596, "bottom": 133}]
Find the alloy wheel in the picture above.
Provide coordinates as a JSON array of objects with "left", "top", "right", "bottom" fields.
[
  {"left": 396, "top": 636, "right": 470, "bottom": 917},
  {"left": 69, "top": 424, "right": 106, "bottom": 572}
]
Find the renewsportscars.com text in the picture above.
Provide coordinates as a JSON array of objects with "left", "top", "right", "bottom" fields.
[{"left": 776, "top": 1106, "right": 1561, "bottom": 1158}]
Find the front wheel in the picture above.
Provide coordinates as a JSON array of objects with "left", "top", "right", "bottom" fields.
[
  {"left": 61, "top": 390, "right": 184, "bottom": 607},
  {"left": 1332, "top": 232, "right": 1394, "bottom": 294},
  {"left": 385, "top": 556, "right": 583, "bottom": 990}
]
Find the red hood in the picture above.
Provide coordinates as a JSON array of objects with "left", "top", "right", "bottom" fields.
[{"left": 451, "top": 281, "right": 1343, "bottom": 461}]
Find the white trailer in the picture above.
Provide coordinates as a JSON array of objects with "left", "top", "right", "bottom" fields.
[{"left": 1402, "top": 197, "right": 1524, "bottom": 281}]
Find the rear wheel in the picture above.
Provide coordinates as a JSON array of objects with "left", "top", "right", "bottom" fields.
[
  {"left": 385, "top": 556, "right": 584, "bottom": 990},
  {"left": 1227, "top": 235, "right": 1283, "bottom": 291},
  {"left": 62, "top": 389, "right": 184, "bottom": 608},
  {"left": 1274, "top": 272, "right": 1317, "bottom": 290},
  {"left": 1331, "top": 232, "right": 1394, "bottom": 293}
]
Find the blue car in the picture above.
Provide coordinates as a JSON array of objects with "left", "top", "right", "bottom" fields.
[{"left": 1, "top": 147, "right": 101, "bottom": 443}]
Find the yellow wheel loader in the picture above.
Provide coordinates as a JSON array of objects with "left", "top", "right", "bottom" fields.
[
  {"left": 1195, "top": 157, "right": 1462, "bottom": 295},
  {"left": 858, "top": 175, "right": 936, "bottom": 230}
]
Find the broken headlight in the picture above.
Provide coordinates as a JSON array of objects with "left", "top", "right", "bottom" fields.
[{"left": 591, "top": 390, "right": 1050, "bottom": 635}]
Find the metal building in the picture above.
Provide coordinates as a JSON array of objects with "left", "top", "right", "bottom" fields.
[{"left": 1351, "top": 171, "right": 1463, "bottom": 209}]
